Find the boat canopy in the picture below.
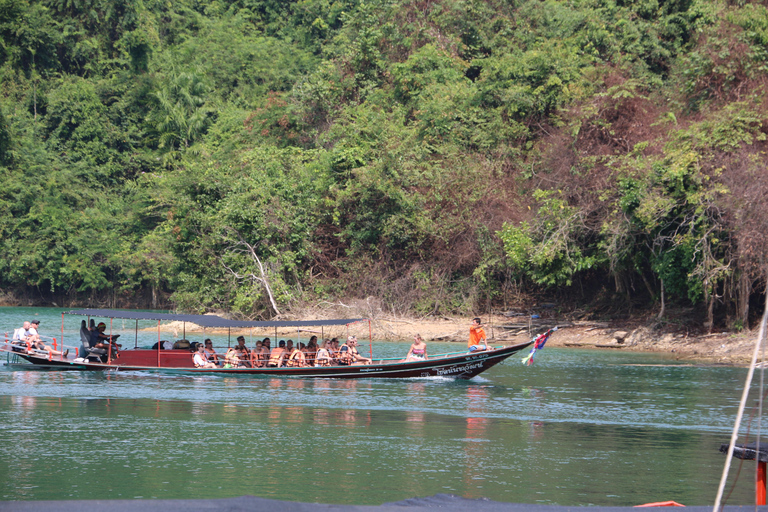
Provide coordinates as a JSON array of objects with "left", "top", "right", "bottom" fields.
[{"left": 63, "top": 309, "right": 365, "bottom": 328}]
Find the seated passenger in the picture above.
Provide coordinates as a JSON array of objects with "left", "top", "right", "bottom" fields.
[
  {"left": 267, "top": 340, "right": 287, "bottom": 367},
  {"left": 337, "top": 336, "right": 371, "bottom": 366},
  {"left": 258, "top": 338, "right": 270, "bottom": 365},
  {"left": 234, "top": 336, "right": 251, "bottom": 358},
  {"left": 251, "top": 340, "right": 264, "bottom": 368},
  {"left": 92, "top": 322, "right": 121, "bottom": 356},
  {"left": 328, "top": 338, "right": 340, "bottom": 363},
  {"left": 305, "top": 337, "right": 318, "bottom": 366},
  {"left": 234, "top": 338, "right": 251, "bottom": 368},
  {"left": 14, "top": 321, "right": 33, "bottom": 344},
  {"left": 287, "top": 342, "right": 307, "bottom": 367},
  {"left": 10, "top": 322, "right": 32, "bottom": 352},
  {"left": 28, "top": 321, "right": 68, "bottom": 358},
  {"left": 203, "top": 339, "right": 220, "bottom": 364},
  {"left": 315, "top": 340, "right": 332, "bottom": 367},
  {"left": 404, "top": 334, "right": 428, "bottom": 361},
  {"left": 193, "top": 344, "right": 216, "bottom": 368},
  {"left": 224, "top": 347, "right": 240, "bottom": 368}
]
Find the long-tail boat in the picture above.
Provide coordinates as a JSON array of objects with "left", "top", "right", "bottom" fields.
[{"left": 2, "top": 308, "right": 551, "bottom": 379}]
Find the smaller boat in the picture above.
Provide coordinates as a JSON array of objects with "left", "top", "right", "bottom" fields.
[{"left": 2, "top": 309, "right": 551, "bottom": 380}]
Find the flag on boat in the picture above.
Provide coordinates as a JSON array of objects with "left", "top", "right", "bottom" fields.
[{"left": 521, "top": 327, "right": 557, "bottom": 366}]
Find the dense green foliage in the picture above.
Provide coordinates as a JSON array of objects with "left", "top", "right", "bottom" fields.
[{"left": 2, "top": 0, "right": 767, "bottom": 327}]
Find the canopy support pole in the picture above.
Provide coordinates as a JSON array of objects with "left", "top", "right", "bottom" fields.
[{"left": 108, "top": 318, "right": 113, "bottom": 364}]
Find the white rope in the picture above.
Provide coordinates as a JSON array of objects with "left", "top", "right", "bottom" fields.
[
  {"left": 713, "top": 293, "right": 768, "bottom": 512},
  {"left": 758, "top": 313, "right": 767, "bottom": 512}
]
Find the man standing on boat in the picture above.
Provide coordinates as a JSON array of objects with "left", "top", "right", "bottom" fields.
[{"left": 468, "top": 318, "right": 488, "bottom": 352}]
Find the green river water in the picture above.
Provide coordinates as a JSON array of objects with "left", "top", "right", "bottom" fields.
[{"left": 0, "top": 307, "right": 761, "bottom": 506}]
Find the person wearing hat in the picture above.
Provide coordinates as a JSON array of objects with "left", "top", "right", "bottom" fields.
[
  {"left": 28, "top": 320, "right": 69, "bottom": 358},
  {"left": 91, "top": 321, "right": 121, "bottom": 358},
  {"left": 337, "top": 336, "right": 371, "bottom": 366},
  {"left": 27, "top": 320, "right": 41, "bottom": 342}
]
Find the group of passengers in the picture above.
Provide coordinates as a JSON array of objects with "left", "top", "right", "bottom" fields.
[
  {"left": 193, "top": 335, "right": 374, "bottom": 369},
  {"left": 12, "top": 320, "right": 69, "bottom": 358}
]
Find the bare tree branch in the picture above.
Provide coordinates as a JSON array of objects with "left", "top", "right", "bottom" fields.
[{"left": 220, "top": 229, "right": 282, "bottom": 316}]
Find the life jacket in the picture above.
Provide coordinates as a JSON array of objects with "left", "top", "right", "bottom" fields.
[
  {"left": 225, "top": 349, "right": 239, "bottom": 365},
  {"left": 315, "top": 348, "right": 331, "bottom": 366},
  {"left": 287, "top": 349, "right": 305, "bottom": 367},
  {"left": 268, "top": 348, "right": 285, "bottom": 366},
  {"left": 338, "top": 345, "right": 353, "bottom": 365},
  {"left": 193, "top": 352, "right": 208, "bottom": 368}
]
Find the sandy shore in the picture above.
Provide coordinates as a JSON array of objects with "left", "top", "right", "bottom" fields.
[{"left": 370, "top": 315, "right": 759, "bottom": 366}]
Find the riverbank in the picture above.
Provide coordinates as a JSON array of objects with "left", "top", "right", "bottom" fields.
[{"left": 370, "top": 314, "right": 758, "bottom": 366}]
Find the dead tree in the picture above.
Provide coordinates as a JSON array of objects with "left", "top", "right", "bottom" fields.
[{"left": 220, "top": 231, "right": 281, "bottom": 316}]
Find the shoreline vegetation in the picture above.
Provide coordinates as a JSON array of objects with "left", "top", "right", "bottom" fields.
[{"left": 3, "top": 1, "right": 768, "bottom": 337}]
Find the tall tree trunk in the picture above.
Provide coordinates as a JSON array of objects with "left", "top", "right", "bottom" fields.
[
  {"left": 739, "top": 272, "right": 750, "bottom": 331},
  {"left": 657, "top": 278, "right": 665, "bottom": 320}
]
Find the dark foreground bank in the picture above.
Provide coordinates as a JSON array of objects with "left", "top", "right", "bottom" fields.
[{"left": 0, "top": 495, "right": 761, "bottom": 512}]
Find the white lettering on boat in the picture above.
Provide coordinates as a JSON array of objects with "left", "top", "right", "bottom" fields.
[{"left": 436, "top": 362, "right": 484, "bottom": 376}]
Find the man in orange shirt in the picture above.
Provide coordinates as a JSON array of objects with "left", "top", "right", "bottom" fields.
[{"left": 468, "top": 317, "right": 488, "bottom": 352}]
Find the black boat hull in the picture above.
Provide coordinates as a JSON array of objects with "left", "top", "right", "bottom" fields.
[{"left": 9, "top": 341, "right": 534, "bottom": 379}]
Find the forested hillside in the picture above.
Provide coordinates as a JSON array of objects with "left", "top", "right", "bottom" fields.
[{"left": 2, "top": 0, "right": 767, "bottom": 328}]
